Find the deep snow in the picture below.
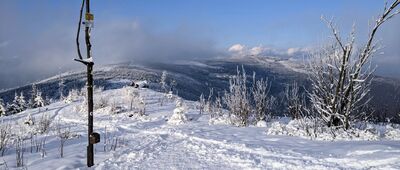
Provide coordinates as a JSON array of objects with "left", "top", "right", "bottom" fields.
[{"left": 0, "top": 87, "right": 399, "bottom": 170}]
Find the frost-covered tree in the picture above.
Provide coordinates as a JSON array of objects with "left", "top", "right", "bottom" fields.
[
  {"left": 7, "top": 93, "right": 20, "bottom": 115},
  {"left": 17, "top": 92, "right": 28, "bottom": 111},
  {"left": 168, "top": 99, "right": 188, "bottom": 125},
  {"left": 7, "top": 92, "right": 27, "bottom": 114},
  {"left": 33, "top": 91, "right": 46, "bottom": 108},
  {"left": 58, "top": 78, "right": 65, "bottom": 100},
  {"left": 252, "top": 74, "right": 270, "bottom": 122},
  {"left": 29, "top": 84, "right": 47, "bottom": 109},
  {"left": 28, "top": 84, "right": 38, "bottom": 108},
  {"left": 170, "top": 79, "right": 177, "bottom": 93},
  {"left": 210, "top": 95, "right": 224, "bottom": 119},
  {"left": 223, "top": 66, "right": 252, "bottom": 126},
  {"left": 160, "top": 71, "right": 168, "bottom": 93},
  {"left": 64, "top": 89, "right": 80, "bottom": 103},
  {"left": 198, "top": 93, "right": 205, "bottom": 115},
  {"left": 285, "top": 82, "right": 305, "bottom": 119},
  {"left": 308, "top": 1, "right": 400, "bottom": 129},
  {"left": 0, "top": 98, "right": 6, "bottom": 117}
]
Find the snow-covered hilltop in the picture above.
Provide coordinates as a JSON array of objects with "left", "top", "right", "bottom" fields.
[
  {"left": 0, "top": 86, "right": 400, "bottom": 169},
  {"left": 1, "top": 58, "right": 399, "bottom": 122}
]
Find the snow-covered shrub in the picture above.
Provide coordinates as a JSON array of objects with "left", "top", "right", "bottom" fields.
[
  {"left": 110, "top": 101, "right": 125, "bottom": 115},
  {"left": 168, "top": 99, "right": 188, "bottom": 125},
  {"left": 55, "top": 122, "right": 73, "bottom": 158},
  {"left": 252, "top": 76, "right": 270, "bottom": 122},
  {"left": 64, "top": 89, "right": 80, "bottom": 103},
  {"left": 15, "top": 137, "right": 25, "bottom": 167},
  {"left": 204, "top": 88, "right": 214, "bottom": 113},
  {"left": 35, "top": 113, "right": 51, "bottom": 134},
  {"left": 208, "top": 114, "right": 233, "bottom": 125},
  {"left": 266, "top": 118, "right": 382, "bottom": 141},
  {"left": 23, "top": 113, "right": 35, "bottom": 126},
  {"left": 0, "top": 124, "right": 11, "bottom": 156},
  {"left": 198, "top": 93, "right": 205, "bottom": 115},
  {"left": 284, "top": 82, "right": 306, "bottom": 119},
  {"left": 95, "top": 96, "right": 109, "bottom": 109},
  {"left": 223, "top": 66, "right": 252, "bottom": 127},
  {"left": 166, "top": 91, "right": 174, "bottom": 99},
  {"left": 384, "top": 124, "right": 400, "bottom": 140},
  {"left": 256, "top": 120, "right": 267, "bottom": 127},
  {"left": 209, "top": 96, "right": 224, "bottom": 119},
  {"left": 137, "top": 97, "right": 146, "bottom": 116}
]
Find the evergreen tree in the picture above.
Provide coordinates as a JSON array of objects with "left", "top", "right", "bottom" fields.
[
  {"left": 34, "top": 91, "right": 46, "bottom": 108},
  {"left": 59, "top": 78, "right": 65, "bottom": 100},
  {"left": 7, "top": 93, "right": 21, "bottom": 114},
  {"left": 17, "top": 92, "right": 27, "bottom": 112},
  {"left": 29, "top": 84, "right": 38, "bottom": 108},
  {"left": 0, "top": 98, "right": 6, "bottom": 117}
]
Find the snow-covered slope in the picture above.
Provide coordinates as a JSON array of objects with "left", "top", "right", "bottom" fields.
[
  {"left": 1, "top": 87, "right": 400, "bottom": 169},
  {"left": 1, "top": 57, "right": 399, "bottom": 122}
]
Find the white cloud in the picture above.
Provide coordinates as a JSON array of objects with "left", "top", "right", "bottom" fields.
[
  {"left": 250, "top": 46, "right": 264, "bottom": 56},
  {"left": 228, "top": 44, "right": 245, "bottom": 53},
  {"left": 227, "top": 44, "right": 309, "bottom": 58}
]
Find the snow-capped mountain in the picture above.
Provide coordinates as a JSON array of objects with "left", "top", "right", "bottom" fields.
[{"left": 1, "top": 56, "right": 399, "bottom": 122}]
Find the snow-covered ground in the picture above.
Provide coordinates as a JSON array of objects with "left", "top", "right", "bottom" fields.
[{"left": 1, "top": 87, "right": 400, "bottom": 170}]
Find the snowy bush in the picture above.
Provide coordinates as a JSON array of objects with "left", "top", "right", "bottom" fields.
[
  {"left": 265, "top": 118, "right": 386, "bottom": 141},
  {"left": 64, "top": 89, "right": 80, "bottom": 103},
  {"left": 35, "top": 113, "right": 52, "bottom": 134},
  {"left": 223, "top": 66, "right": 252, "bottom": 127},
  {"left": 24, "top": 113, "right": 35, "bottom": 126},
  {"left": 256, "top": 120, "right": 267, "bottom": 127},
  {"left": 0, "top": 124, "right": 11, "bottom": 156},
  {"left": 95, "top": 96, "right": 109, "bottom": 109},
  {"left": 198, "top": 93, "right": 205, "bottom": 115},
  {"left": 168, "top": 99, "right": 188, "bottom": 125},
  {"left": 209, "top": 114, "right": 233, "bottom": 125},
  {"left": 14, "top": 137, "right": 25, "bottom": 167},
  {"left": 384, "top": 124, "right": 400, "bottom": 140},
  {"left": 55, "top": 122, "right": 73, "bottom": 158},
  {"left": 284, "top": 82, "right": 306, "bottom": 119},
  {"left": 252, "top": 76, "right": 268, "bottom": 122},
  {"left": 209, "top": 96, "right": 224, "bottom": 119}
]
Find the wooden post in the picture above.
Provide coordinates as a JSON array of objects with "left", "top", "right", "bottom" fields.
[
  {"left": 74, "top": 0, "right": 95, "bottom": 167},
  {"left": 84, "top": 0, "right": 94, "bottom": 167}
]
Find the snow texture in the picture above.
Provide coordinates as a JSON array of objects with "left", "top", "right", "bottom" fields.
[{"left": 0, "top": 87, "right": 399, "bottom": 169}]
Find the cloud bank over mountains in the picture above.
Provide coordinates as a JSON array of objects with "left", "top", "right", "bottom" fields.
[{"left": 228, "top": 44, "right": 309, "bottom": 59}]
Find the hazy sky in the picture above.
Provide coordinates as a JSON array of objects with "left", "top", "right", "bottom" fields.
[{"left": 0, "top": 0, "right": 399, "bottom": 89}]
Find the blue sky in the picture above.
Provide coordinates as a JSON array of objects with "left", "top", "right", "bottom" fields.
[{"left": 0, "top": 0, "right": 399, "bottom": 88}]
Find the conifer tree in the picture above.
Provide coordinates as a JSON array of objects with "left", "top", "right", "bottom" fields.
[
  {"left": 7, "top": 93, "right": 21, "bottom": 114},
  {"left": 0, "top": 98, "right": 6, "bottom": 117},
  {"left": 17, "top": 92, "right": 27, "bottom": 112},
  {"left": 29, "top": 84, "right": 38, "bottom": 108}
]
